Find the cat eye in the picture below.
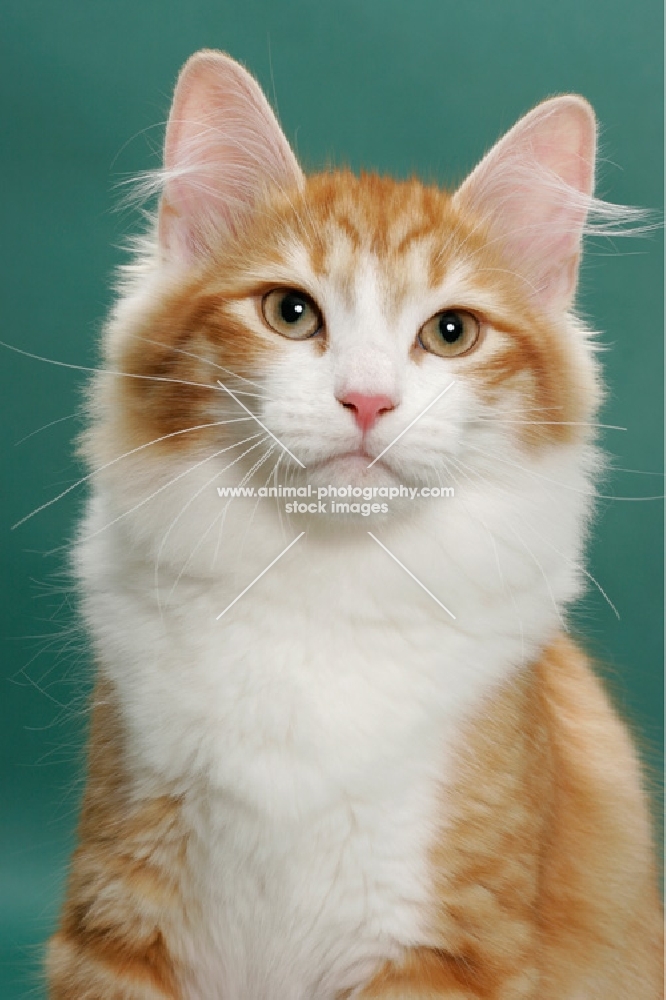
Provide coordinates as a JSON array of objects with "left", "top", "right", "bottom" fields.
[
  {"left": 418, "top": 309, "right": 481, "bottom": 358},
  {"left": 261, "top": 288, "right": 323, "bottom": 340}
]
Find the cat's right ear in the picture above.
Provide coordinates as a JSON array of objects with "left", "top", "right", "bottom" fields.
[{"left": 158, "top": 50, "right": 304, "bottom": 264}]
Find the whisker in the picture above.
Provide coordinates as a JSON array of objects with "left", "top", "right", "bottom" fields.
[
  {"left": 508, "top": 520, "right": 567, "bottom": 630},
  {"left": 217, "top": 379, "right": 305, "bottom": 468},
  {"left": 178, "top": 441, "right": 279, "bottom": 595},
  {"left": 211, "top": 486, "right": 235, "bottom": 569},
  {"left": 465, "top": 442, "right": 664, "bottom": 502},
  {"left": 606, "top": 466, "right": 665, "bottom": 478},
  {"left": 211, "top": 446, "right": 286, "bottom": 568},
  {"left": 471, "top": 418, "right": 627, "bottom": 432},
  {"left": 158, "top": 436, "right": 273, "bottom": 609},
  {"left": 132, "top": 334, "right": 274, "bottom": 398},
  {"left": 12, "top": 417, "right": 251, "bottom": 529},
  {"left": 530, "top": 522, "right": 620, "bottom": 620},
  {"left": 14, "top": 413, "right": 79, "bottom": 447},
  {"left": 0, "top": 339, "right": 222, "bottom": 394},
  {"left": 236, "top": 444, "right": 280, "bottom": 560},
  {"left": 76, "top": 432, "right": 265, "bottom": 548},
  {"left": 452, "top": 453, "right": 621, "bottom": 621},
  {"left": 443, "top": 455, "right": 527, "bottom": 663},
  {"left": 441, "top": 457, "right": 506, "bottom": 591},
  {"left": 270, "top": 452, "right": 287, "bottom": 544}
]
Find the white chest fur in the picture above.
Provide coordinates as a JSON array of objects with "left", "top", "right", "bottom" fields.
[
  {"left": 76, "top": 461, "right": 586, "bottom": 999},
  {"left": 180, "top": 767, "right": 441, "bottom": 1000}
]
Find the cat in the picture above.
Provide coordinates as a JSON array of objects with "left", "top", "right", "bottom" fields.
[{"left": 45, "top": 49, "right": 663, "bottom": 999}]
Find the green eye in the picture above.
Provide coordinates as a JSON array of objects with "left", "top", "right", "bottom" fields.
[
  {"left": 418, "top": 309, "right": 480, "bottom": 358},
  {"left": 262, "top": 289, "right": 323, "bottom": 340}
]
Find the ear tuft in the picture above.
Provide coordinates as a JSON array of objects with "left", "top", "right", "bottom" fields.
[
  {"left": 158, "top": 50, "right": 304, "bottom": 264},
  {"left": 454, "top": 96, "right": 597, "bottom": 314}
]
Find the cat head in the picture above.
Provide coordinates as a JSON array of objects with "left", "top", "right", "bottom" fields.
[{"left": 88, "top": 50, "right": 603, "bottom": 573}]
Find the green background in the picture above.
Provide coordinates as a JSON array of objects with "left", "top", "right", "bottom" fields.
[{"left": 1, "top": 2, "right": 662, "bottom": 996}]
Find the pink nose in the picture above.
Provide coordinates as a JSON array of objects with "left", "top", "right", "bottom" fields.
[{"left": 338, "top": 392, "right": 396, "bottom": 433}]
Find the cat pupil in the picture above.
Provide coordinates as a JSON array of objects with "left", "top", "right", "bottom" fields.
[
  {"left": 281, "top": 293, "right": 306, "bottom": 324},
  {"left": 439, "top": 312, "right": 463, "bottom": 343}
]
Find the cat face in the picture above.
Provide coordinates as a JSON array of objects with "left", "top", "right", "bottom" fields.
[{"left": 87, "top": 51, "right": 601, "bottom": 570}]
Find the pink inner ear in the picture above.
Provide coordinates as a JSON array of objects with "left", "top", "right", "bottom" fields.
[
  {"left": 454, "top": 97, "right": 597, "bottom": 313},
  {"left": 158, "top": 50, "right": 304, "bottom": 263}
]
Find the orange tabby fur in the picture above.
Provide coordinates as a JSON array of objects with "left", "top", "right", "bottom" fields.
[
  {"left": 48, "top": 639, "right": 662, "bottom": 998},
  {"left": 90, "top": 170, "right": 596, "bottom": 487},
  {"left": 46, "top": 52, "right": 662, "bottom": 1000}
]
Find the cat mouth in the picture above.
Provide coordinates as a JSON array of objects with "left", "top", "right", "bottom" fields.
[
  {"left": 315, "top": 447, "right": 374, "bottom": 467},
  {"left": 336, "top": 448, "right": 373, "bottom": 462},
  {"left": 310, "top": 448, "right": 397, "bottom": 479}
]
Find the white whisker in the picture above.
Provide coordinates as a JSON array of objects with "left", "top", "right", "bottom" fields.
[
  {"left": 78, "top": 432, "right": 265, "bottom": 548},
  {"left": 12, "top": 417, "right": 250, "bottom": 529},
  {"left": 14, "top": 413, "right": 79, "bottom": 447},
  {"left": 131, "top": 334, "right": 275, "bottom": 399},
  {"left": 270, "top": 452, "right": 287, "bottom": 544},
  {"left": 0, "top": 339, "right": 220, "bottom": 395},
  {"left": 236, "top": 444, "right": 280, "bottom": 561},
  {"left": 508, "top": 520, "right": 567, "bottom": 631},
  {"left": 451, "top": 451, "right": 620, "bottom": 625},
  {"left": 217, "top": 379, "right": 305, "bottom": 468},
  {"left": 526, "top": 519, "right": 620, "bottom": 620},
  {"left": 471, "top": 418, "right": 627, "bottom": 431},
  {"left": 444, "top": 455, "right": 527, "bottom": 662},
  {"left": 466, "top": 442, "right": 664, "bottom": 502},
  {"left": 159, "top": 435, "right": 273, "bottom": 609}
]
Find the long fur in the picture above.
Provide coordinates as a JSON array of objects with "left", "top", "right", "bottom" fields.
[{"left": 46, "top": 51, "right": 663, "bottom": 1000}]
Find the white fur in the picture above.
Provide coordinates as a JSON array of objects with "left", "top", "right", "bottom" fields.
[{"left": 77, "top": 231, "right": 599, "bottom": 999}]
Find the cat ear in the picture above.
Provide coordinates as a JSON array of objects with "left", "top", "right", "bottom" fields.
[
  {"left": 158, "top": 50, "right": 304, "bottom": 263},
  {"left": 453, "top": 96, "right": 596, "bottom": 314}
]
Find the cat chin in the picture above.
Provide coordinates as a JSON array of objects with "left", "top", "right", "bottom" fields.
[{"left": 306, "top": 451, "right": 401, "bottom": 488}]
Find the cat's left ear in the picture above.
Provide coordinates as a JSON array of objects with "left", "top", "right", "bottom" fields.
[
  {"left": 158, "top": 50, "right": 304, "bottom": 264},
  {"left": 453, "top": 96, "right": 596, "bottom": 314}
]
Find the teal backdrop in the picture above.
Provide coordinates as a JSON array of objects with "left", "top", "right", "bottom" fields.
[{"left": 1, "top": 2, "right": 662, "bottom": 996}]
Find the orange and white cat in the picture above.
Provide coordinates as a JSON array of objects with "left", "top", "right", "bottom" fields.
[{"left": 46, "top": 50, "right": 663, "bottom": 999}]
